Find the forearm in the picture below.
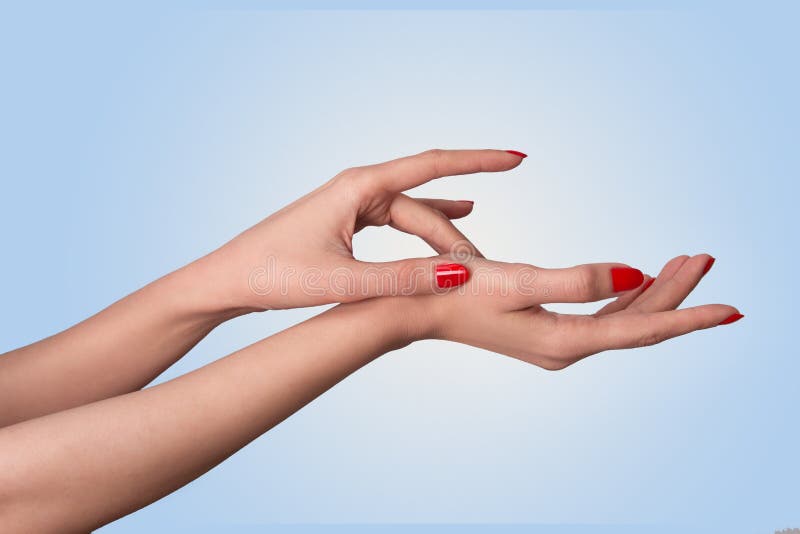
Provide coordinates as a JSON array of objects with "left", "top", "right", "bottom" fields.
[
  {"left": 0, "top": 297, "right": 417, "bottom": 533},
  {"left": 0, "top": 254, "right": 248, "bottom": 427}
]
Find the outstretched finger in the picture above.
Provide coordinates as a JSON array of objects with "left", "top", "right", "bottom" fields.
[
  {"left": 363, "top": 149, "right": 526, "bottom": 193},
  {"left": 519, "top": 263, "right": 645, "bottom": 305},
  {"left": 578, "top": 304, "right": 743, "bottom": 354}
]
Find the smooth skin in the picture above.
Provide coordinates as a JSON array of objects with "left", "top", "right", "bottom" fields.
[
  {"left": 0, "top": 150, "right": 741, "bottom": 532},
  {"left": 0, "top": 149, "right": 517, "bottom": 427}
]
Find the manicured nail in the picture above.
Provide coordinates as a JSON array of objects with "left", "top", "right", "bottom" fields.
[
  {"left": 436, "top": 263, "right": 469, "bottom": 288},
  {"left": 611, "top": 267, "right": 644, "bottom": 292},
  {"left": 718, "top": 313, "right": 744, "bottom": 325},
  {"left": 505, "top": 150, "right": 528, "bottom": 158},
  {"left": 702, "top": 256, "right": 715, "bottom": 275},
  {"left": 641, "top": 278, "right": 655, "bottom": 292},
  {"left": 458, "top": 200, "right": 474, "bottom": 205}
]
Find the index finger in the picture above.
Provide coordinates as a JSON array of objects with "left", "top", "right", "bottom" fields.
[{"left": 362, "top": 149, "right": 526, "bottom": 193}]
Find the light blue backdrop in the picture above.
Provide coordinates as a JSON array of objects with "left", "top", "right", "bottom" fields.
[{"left": 0, "top": 1, "right": 797, "bottom": 532}]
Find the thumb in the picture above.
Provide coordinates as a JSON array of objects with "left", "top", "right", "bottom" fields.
[{"left": 348, "top": 256, "right": 470, "bottom": 299}]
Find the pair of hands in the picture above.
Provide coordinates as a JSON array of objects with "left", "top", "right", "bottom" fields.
[
  {"left": 206, "top": 149, "right": 741, "bottom": 370},
  {"left": 0, "top": 148, "right": 743, "bottom": 534}
]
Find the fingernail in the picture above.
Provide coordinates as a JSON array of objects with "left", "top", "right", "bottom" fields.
[
  {"left": 641, "top": 278, "right": 655, "bottom": 292},
  {"left": 702, "top": 256, "right": 715, "bottom": 275},
  {"left": 718, "top": 313, "right": 744, "bottom": 325},
  {"left": 505, "top": 150, "right": 528, "bottom": 158},
  {"left": 611, "top": 267, "right": 644, "bottom": 292},
  {"left": 436, "top": 263, "right": 469, "bottom": 288},
  {"left": 458, "top": 200, "right": 474, "bottom": 205}
]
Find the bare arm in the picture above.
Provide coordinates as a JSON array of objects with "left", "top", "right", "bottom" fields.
[
  {"left": 0, "top": 254, "right": 740, "bottom": 533},
  {"left": 0, "top": 258, "right": 247, "bottom": 427},
  {"left": 0, "top": 297, "right": 414, "bottom": 533},
  {"left": 0, "top": 149, "right": 521, "bottom": 427}
]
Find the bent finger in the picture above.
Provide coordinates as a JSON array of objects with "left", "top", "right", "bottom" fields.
[
  {"left": 594, "top": 275, "right": 654, "bottom": 316},
  {"left": 389, "top": 195, "right": 481, "bottom": 257},
  {"left": 633, "top": 254, "right": 714, "bottom": 312}
]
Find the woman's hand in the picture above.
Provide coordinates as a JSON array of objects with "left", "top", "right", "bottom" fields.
[
  {"left": 406, "top": 254, "right": 742, "bottom": 370},
  {"left": 204, "top": 149, "right": 526, "bottom": 310},
  {"left": 0, "top": 256, "right": 741, "bottom": 532},
  {"left": 0, "top": 148, "right": 523, "bottom": 426}
]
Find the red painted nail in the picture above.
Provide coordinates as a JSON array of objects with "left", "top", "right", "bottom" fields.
[
  {"left": 458, "top": 200, "right": 474, "bottom": 205},
  {"left": 611, "top": 267, "right": 644, "bottom": 292},
  {"left": 505, "top": 150, "right": 528, "bottom": 158},
  {"left": 435, "top": 263, "right": 469, "bottom": 288},
  {"left": 718, "top": 313, "right": 744, "bottom": 325},
  {"left": 702, "top": 256, "right": 715, "bottom": 275},
  {"left": 641, "top": 278, "right": 655, "bottom": 292}
]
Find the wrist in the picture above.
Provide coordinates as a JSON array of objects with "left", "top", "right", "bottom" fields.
[
  {"left": 368, "top": 296, "right": 439, "bottom": 348},
  {"left": 161, "top": 257, "right": 259, "bottom": 328}
]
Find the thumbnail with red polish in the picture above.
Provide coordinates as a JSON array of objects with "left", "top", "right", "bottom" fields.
[
  {"left": 611, "top": 267, "right": 644, "bottom": 292},
  {"left": 505, "top": 150, "right": 528, "bottom": 158},
  {"left": 436, "top": 263, "right": 469, "bottom": 288},
  {"left": 719, "top": 313, "right": 744, "bottom": 325}
]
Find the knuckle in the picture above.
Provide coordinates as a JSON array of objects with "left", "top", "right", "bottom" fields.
[
  {"left": 422, "top": 148, "right": 444, "bottom": 175},
  {"left": 334, "top": 166, "right": 371, "bottom": 188},
  {"left": 332, "top": 167, "right": 359, "bottom": 182},
  {"left": 394, "top": 262, "right": 425, "bottom": 294},
  {"left": 635, "top": 330, "right": 667, "bottom": 348},
  {"left": 565, "top": 265, "right": 597, "bottom": 301},
  {"left": 510, "top": 263, "right": 537, "bottom": 293},
  {"left": 426, "top": 211, "right": 450, "bottom": 237},
  {"left": 332, "top": 166, "right": 378, "bottom": 201}
]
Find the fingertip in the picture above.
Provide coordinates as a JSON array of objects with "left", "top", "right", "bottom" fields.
[
  {"left": 673, "top": 254, "right": 692, "bottom": 264},
  {"left": 501, "top": 150, "right": 527, "bottom": 171},
  {"left": 611, "top": 267, "right": 645, "bottom": 292},
  {"left": 456, "top": 200, "right": 475, "bottom": 215},
  {"left": 702, "top": 255, "right": 716, "bottom": 275},
  {"left": 718, "top": 312, "right": 744, "bottom": 326},
  {"left": 444, "top": 199, "right": 474, "bottom": 220}
]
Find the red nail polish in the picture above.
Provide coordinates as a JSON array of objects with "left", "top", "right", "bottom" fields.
[
  {"left": 718, "top": 313, "right": 744, "bottom": 325},
  {"left": 436, "top": 263, "right": 469, "bottom": 288},
  {"left": 641, "top": 278, "right": 655, "bottom": 292},
  {"left": 611, "top": 267, "right": 644, "bottom": 292},
  {"left": 458, "top": 200, "right": 474, "bottom": 204},
  {"left": 505, "top": 150, "right": 528, "bottom": 158},
  {"left": 702, "top": 256, "right": 715, "bottom": 275}
]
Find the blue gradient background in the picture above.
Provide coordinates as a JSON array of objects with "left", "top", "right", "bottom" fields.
[{"left": 0, "top": 1, "right": 797, "bottom": 532}]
